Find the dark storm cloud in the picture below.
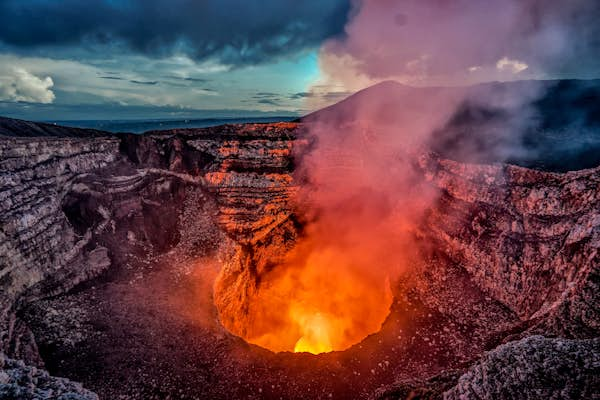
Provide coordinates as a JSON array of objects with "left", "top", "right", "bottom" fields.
[
  {"left": 257, "top": 99, "right": 281, "bottom": 106},
  {"left": 254, "top": 92, "right": 279, "bottom": 97},
  {"left": 183, "top": 78, "right": 208, "bottom": 83},
  {"left": 129, "top": 80, "right": 158, "bottom": 85},
  {"left": 0, "top": 0, "right": 351, "bottom": 66},
  {"left": 164, "top": 76, "right": 208, "bottom": 83},
  {"left": 288, "top": 91, "right": 350, "bottom": 101},
  {"left": 289, "top": 92, "right": 315, "bottom": 99},
  {"left": 251, "top": 92, "right": 281, "bottom": 100}
]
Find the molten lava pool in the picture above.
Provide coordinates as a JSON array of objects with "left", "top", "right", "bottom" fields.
[{"left": 215, "top": 244, "right": 394, "bottom": 354}]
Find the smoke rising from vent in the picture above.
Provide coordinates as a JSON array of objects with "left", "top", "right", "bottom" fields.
[
  {"left": 317, "top": 0, "right": 600, "bottom": 88},
  {"left": 215, "top": 0, "right": 600, "bottom": 354},
  {"left": 244, "top": 0, "right": 600, "bottom": 353}
]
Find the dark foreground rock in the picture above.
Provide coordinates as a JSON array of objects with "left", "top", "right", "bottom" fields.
[
  {"left": 445, "top": 336, "right": 600, "bottom": 400},
  {"left": 374, "top": 336, "right": 600, "bottom": 400},
  {"left": 0, "top": 352, "right": 98, "bottom": 400}
]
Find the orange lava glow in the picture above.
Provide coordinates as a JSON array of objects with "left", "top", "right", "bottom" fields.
[{"left": 242, "top": 244, "right": 394, "bottom": 354}]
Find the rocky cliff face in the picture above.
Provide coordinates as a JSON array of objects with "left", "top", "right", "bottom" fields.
[
  {"left": 0, "top": 116, "right": 598, "bottom": 399},
  {"left": 419, "top": 155, "right": 600, "bottom": 335},
  {"left": 0, "top": 135, "right": 119, "bottom": 363}
]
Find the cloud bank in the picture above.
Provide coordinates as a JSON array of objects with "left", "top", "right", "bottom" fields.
[
  {"left": 0, "top": 0, "right": 350, "bottom": 67},
  {"left": 0, "top": 67, "right": 55, "bottom": 103}
]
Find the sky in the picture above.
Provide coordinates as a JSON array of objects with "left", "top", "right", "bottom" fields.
[
  {"left": 0, "top": 0, "right": 351, "bottom": 120},
  {"left": 0, "top": 0, "right": 598, "bottom": 121}
]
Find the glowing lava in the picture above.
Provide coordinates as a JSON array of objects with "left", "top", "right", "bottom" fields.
[
  {"left": 292, "top": 312, "right": 334, "bottom": 354},
  {"left": 215, "top": 240, "right": 395, "bottom": 355}
]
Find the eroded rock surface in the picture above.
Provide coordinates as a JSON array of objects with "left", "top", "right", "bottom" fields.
[
  {"left": 0, "top": 352, "right": 98, "bottom": 400},
  {"left": 420, "top": 155, "right": 600, "bottom": 334},
  {"left": 0, "top": 134, "right": 119, "bottom": 364},
  {"left": 445, "top": 336, "right": 600, "bottom": 400}
]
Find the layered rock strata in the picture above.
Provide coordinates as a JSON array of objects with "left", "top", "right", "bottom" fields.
[{"left": 419, "top": 155, "right": 599, "bottom": 335}]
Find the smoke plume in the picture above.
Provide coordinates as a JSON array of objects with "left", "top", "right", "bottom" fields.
[
  {"left": 250, "top": 0, "right": 600, "bottom": 353},
  {"left": 317, "top": 0, "right": 600, "bottom": 88},
  {"left": 219, "top": 0, "right": 599, "bottom": 354}
]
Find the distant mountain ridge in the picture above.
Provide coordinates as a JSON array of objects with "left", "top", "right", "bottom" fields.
[
  {"left": 302, "top": 79, "right": 600, "bottom": 171},
  {"left": 0, "top": 116, "right": 297, "bottom": 136},
  {"left": 0, "top": 116, "right": 109, "bottom": 138},
  {"left": 2, "top": 79, "right": 599, "bottom": 171}
]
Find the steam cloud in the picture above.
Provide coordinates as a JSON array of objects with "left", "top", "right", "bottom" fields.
[
  {"left": 256, "top": 0, "right": 600, "bottom": 352},
  {"left": 305, "top": 0, "right": 600, "bottom": 165},
  {"left": 304, "top": 0, "right": 600, "bottom": 192},
  {"left": 319, "top": 0, "right": 600, "bottom": 86}
]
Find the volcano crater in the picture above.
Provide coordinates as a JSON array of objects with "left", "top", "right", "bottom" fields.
[{"left": 1, "top": 115, "right": 598, "bottom": 400}]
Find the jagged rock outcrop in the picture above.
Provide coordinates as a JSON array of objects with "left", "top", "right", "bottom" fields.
[
  {"left": 0, "top": 352, "right": 98, "bottom": 400},
  {"left": 444, "top": 336, "right": 600, "bottom": 400}
]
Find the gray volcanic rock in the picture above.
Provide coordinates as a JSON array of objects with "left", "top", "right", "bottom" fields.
[
  {"left": 376, "top": 336, "right": 599, "bottom": 400},
  {"left": 444, "top": 336, "right": 600, "bottom": 400},
  {"left": 0, "top": 352, "right": 98, "bottom": 400},
  {"left": 0, "top": 135, "right": 119, "bottom": 362},
  {"left": 419, "top": 154, "right": 600, "bottom": 329}
]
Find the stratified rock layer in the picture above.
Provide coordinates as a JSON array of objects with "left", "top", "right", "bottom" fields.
[
  {"left": 0, "top": 135, "right": 119, "bottom": 363},
  {"left": 420, "top": 155, "right": 600, "bottom": 334}
]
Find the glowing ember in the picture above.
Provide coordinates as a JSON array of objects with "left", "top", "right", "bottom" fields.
[
  {"left": 292, "top": 312, "right": 333, "bottom": 354},
  {"left": 215, "top": 241, "right": 394, "bottom": 354}
]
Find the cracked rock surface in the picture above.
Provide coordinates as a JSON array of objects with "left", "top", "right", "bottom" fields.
[{"left": 0, "top": 352, "right": 98, "bottom": 400}]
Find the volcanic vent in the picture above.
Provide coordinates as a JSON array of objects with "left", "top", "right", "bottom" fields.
[
  {"left": 211, "top": 87, "right": 435, "bottom": 354},
  {"left": 212, "top": 195, "right": 396, "bottom": 355}
]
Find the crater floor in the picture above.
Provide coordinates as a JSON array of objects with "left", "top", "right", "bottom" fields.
[{"left": 22, "top": 244, "right": 518, "bottom": 400}]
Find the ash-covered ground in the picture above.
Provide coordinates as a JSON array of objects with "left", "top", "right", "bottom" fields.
[{"left": 19, "top": 199, "right": 521, "bottom": 399}]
